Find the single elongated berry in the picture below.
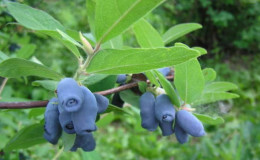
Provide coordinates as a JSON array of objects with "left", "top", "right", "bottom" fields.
[
  {"left": 174, "top": 121, "right": 189, "bottom": 144},
  {"left": 155, "top": 94, "right": 175, "bottom": 136},
  {"left": 71, "top": 86, "right": 98, "bottom": 134},
  {"left": 57, "top": 78, "right": 84, "bottom": 112},
  {"left": 70, "top": 133, "right": 96, "bottom": 152},
  {"left": 139, "top": 92, "right": 158, "bottom": 131},
  {"left": 58, "top": 108, "right": 75, "bottom": 134},
  {"left": 176, "top": 110, "right": 205, "bottom": 137},
  {"left": 44, "top": 98, "right": 62, "bottom": 144},
  {"left": 157, "top": 67, "right": 171, "bottom": 77},
  {"left": 94, "top": 93, "right": 109, "bottom": 114},
  {"left": 116, "top": 74, "right": 127, "bottom": 84}
]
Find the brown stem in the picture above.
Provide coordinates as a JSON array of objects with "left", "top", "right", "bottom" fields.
[{"left": 0, "top": 75, "right": 174, "bottom": 109}]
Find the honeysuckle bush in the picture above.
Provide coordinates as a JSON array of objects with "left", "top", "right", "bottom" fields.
[{"left": 0, "top": 0, "right": 239, "bottom": 157}]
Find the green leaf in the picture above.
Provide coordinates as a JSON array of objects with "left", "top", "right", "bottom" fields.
[
  {"left": 16, "top": 44, "right": 36, "bottom": 59},
  {"left": 28, "top": 108, "right": 45, "bottom": 118},
  {"left": 145, "top": 71, "right": 160, "bottom": 87},
  {"left": 174, "top": 42, "right": 189, "bottom": 48},
  {"left": 0, "top": 50, "right": 9, "bottom": 63},
  {"left": 105, "top": 104, "right": 131, "bottom": 115},
  {"left": 192, "top": 47, "right": 207, "bottom": 55},
  {"left": 204, "top": 82, "right": 238, "bottom": 93},
  {"left": 163, "top": 23, "right": 202, "bottom": 44},
  {"left": 203, "top": 68, "right": 217, "bottom": 83},
  {"left": 56, "top": 29, "right": 83, "bottom": 48},
  {"left": 154, "top": 70, "right": 180, "bottom": 107},
  {"left": 95, "top": 0, "right": 164, "bottom": 43},
  {"left": 138, "top": 81, "right": 147, "bottom": 93},
  {"left": 86, "top": 75, "right": 117, "bottom": 93},
  {"left": 87, "top": 46, "right": 200, "bottom": 74},
  {"left": 119, "top": 90, "right": 140, "bottom": 107},
  {"left": 0, "top": 58, "right": 64, "bottom": 80},
  {"left": 133, "top": 19, "right": 164, "bottom": 48},
  {"left": 39, "top": 30, "right": 81, "bottom": 58},
  {"left": 193, "top": 113, "right": 225, "bottom": 125},
  {"left": 96, "top": 113, "right": 116, "bottom": 128},
  {"left": 101, "top": 35, "right": 123, "bottom": 49},
  {"left": 86, "top": 0, "right": 96, "bottom": 35},
  {"left": 174, "top": 59, "right": 205, "bottom": 104},
  {"left": 32, "top": 80, "right": 59, "bottom": 91},
  {"left": 82, "top": 74, "right": 110, "bottom": 86},
  {"left": 4, "top": 123, "right": 45, "bottom": 151},
  {"left": 62, "top": 132, "right": 76, "bottom": 151},
  {"left": 194, "top": 92, "right": 239, "bottom": 105},
  {"left": 7, "top": 2, "right": 64, "bottom": 31}
]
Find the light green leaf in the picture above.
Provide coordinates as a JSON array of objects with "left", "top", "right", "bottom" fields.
[
  {"left": 82, "top": 74, "right": 110, "bottom": 86},
  {"left": 192, "top": 47, "right": 207, "bottom": 55},
  {"left": 133, "top": 19, "right": 164, "bottom": 48},
  {"left": 39, "top": 30, "right": 81, "bottom": 58},
  {"left": 174, "top": 42, "right": 189, "bottom": 48},
  {"left": 203, "top": 68, "right": 217, "bottom": 83},
  {"left": 193, "top": 113, "right": 225, "bottom": 125},
  {"left": 0, "top": 58, "right": 64, "bottom": 80},
  {"left": 145, "top": 71, "right": 160, "bottom": 87},
  {"left": 57, "top": 29, "right": 83, "bottom": 48},
  {"left": 7, "top": 2, "right": 64, "bottom": 31},
  {"left": 86, "top": 0, "right": 96, "bottom": 35},
  {"left": 4, "top": 123, "right": 45, "bottom": 151},
  {"left": 163, "top": 23, "right": 202, "bottom": 44},
  {"left": 96, "top": 113, "right": 116, "bottom": 128},
  {"left": 194, "top": 92, "right": 239, "bottom": 105},
  {"left": 87, "top": 46, "right": 200, "bottom": 74},
  {"left": 82, "top": 150, "right": 102, "bottom": 160},
  {"left": 32, "top": 80, "right": 59, "bottom": 91},
  {"left": 174, "top": 59, "right": 205, "bottom": 104},
  {"left": 119, "top": 90, "right": 140, "bottom": 107},
  {"left": 95, "top": 0, "right": 164, "bottom": 43},
  {"left": 204, "top": 82, "right": 238, "bottom": 93},
  {"left": 62, "top": 132, "right": 76, "bottom": 151},
  {"left": 28, "top": 108, "right": 45, "bottom": 119},
  {"left": 101, "top": 35, "right": 123, "bottom": 49},
  {"left": 138, "top": 81, "right": 147, "bottom": 93},
  {"left": 0, "top": 51, "right": 9, "bottom": 63},
  {"left": 154, "top": 70, "right": 180, "bottom": 107},
  {"left": 16, "top": 44, "right": 36, "bottom": 59}
]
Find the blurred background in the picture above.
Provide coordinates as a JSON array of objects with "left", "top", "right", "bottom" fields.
[{"left": 0, "top": 0, "right": 260, "bottom": 159}]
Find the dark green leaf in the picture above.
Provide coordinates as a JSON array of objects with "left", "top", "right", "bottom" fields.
[
  {"left": 4, "top": 123, "right": 45, "bottom": 151},
  {"left": 119, "top": 90, "right": 140, "bottom": 107},
  {"left": 0, "top": 58, "right": 64, "bottom": 80},
  {"left": 138, "top": 81, "right": 147, "bottom": 93},
  {"left": 87, "top": 47, "right": 200, "bottom": 74}
]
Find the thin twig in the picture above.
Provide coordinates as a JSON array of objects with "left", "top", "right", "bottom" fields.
[
  {"left": 0, "top": 78, "right": 8, "bottom": 100},
  {"left": 0, "top": 75, "right": 174, "bottom": 109}
]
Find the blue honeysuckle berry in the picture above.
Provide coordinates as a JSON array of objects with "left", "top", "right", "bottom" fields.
[
  {"left": 44, "top": 97, "right": 62, "bottom": 144},
  {"left": 58, "top": 107, "right": 76, "bottom": 134},
  {"left": 154, "top": 94, "right": 175, "bottom": 136},
  {"left": 174, "top": 120, "right": 189, "bottom": 144},
  {"left": 70, "top": 133, "right": 96, "bottom": 152},
  {"left": 157, "top": 67, "right": 171, "bottom": 77},
  {"left": 94, "top": 93, "right": 109, "bottom": 114},
  {"left": 57, "top": 78, "right": 84, "bottom": 112},
  {"left": 139, "top": 92, "right": 158, "bottom": 131},
  {"left": 116, "top": 74, "right": 127, "bottom": 84},
  {"left": 71, "top": 86, "right": 98, "bottom": 135},
  {"left": 176, "top": 110, "right": 205, "bottom": 137}
]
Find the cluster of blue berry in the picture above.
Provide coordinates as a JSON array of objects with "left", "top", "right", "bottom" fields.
[
  {"left": 140, "top": 92, "right": 205, "bottom": 144},
  {"left": 44, "top": 78, "right": 109, "bottom": 151}
]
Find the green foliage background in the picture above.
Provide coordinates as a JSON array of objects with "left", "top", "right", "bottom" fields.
[{"left": 0, "top": 0, "right": 259, "bottom": 159}]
